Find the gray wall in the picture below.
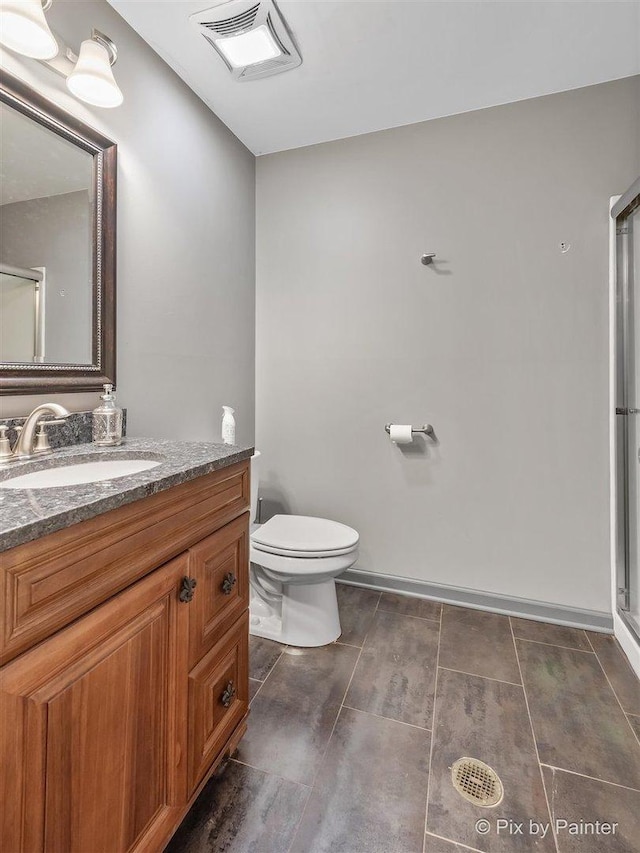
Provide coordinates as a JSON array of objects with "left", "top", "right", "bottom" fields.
[
  {"left": 256, "top": 76, "right": 640, "bottom": 613},
  {"left": 1, "top": 191, "right": 92, "bottom": 363},
  {"left": 0, "top": 0, "right": 256, "bottom": 446}
]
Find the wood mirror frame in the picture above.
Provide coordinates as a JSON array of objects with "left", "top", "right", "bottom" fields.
[{"left": 0, "top": 69, "right": 116, "bottom": 395}]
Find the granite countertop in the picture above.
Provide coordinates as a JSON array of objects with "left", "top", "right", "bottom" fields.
[{"left": 0, "top": 438, "right": 254, "bottom": 552}]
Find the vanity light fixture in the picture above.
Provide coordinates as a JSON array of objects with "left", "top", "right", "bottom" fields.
[
  {"left": 0, "top": 0, "right": 58, "bottom": 60},
  {"left": 67, "top": 31, "right": 123, "bottom": 109},
  {"left": 0, "top": 1, "right": 123, "bottom": 107}
]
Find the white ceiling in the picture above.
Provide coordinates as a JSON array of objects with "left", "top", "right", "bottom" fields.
[{"left": 108, "top": 0, "right": 640, "bottom": 155}]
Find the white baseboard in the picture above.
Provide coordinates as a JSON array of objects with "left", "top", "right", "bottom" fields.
[{"left": 338, "top": 569, "right": 613, "bottom": 632}]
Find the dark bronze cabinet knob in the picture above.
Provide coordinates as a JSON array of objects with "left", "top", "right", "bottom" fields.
[
  {"left": 179, "top": 576, "right": 197, "bottom": 603},
  {"left": 221, "top": 572, "right": 237, "bottom": 595},
  {"left": 221, "top": 681, "right": 236, "bottom": 707}
]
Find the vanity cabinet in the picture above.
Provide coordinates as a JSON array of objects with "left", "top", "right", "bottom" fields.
[{"left": 0, "top": 459, "right": 251, "bottom": 853}]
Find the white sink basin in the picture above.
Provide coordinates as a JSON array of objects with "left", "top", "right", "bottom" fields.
[{"left": 0, "top": 459, "right": 161, "bottom": 490}]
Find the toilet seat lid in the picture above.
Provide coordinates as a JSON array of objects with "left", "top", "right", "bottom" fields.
[{"left": 251, "top": 515, "right": 359, "bottom": 557}]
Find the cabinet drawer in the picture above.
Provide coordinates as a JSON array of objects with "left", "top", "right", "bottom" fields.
[
  {"left": 188, "top": 513, "right": 249, "bottom": 668},
  {"left": 188, "top": 611, "right": 249, "bottom": 794},
  {"left": 1, "top": 461, "right": 249, "bottom": 664}
]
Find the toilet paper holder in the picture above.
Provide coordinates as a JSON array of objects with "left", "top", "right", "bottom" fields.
[{"left": 384, "top": 423, "right": 435, "bottom": 440}]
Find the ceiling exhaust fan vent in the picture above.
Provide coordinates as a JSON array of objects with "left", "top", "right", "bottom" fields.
[
  {"left": 199, "top": 3, "right": 260, "bottom": 36},
  {"left": 190, "top": 0, "right": 302, "bottom": 81}
]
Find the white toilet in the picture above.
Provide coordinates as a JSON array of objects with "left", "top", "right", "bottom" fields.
[{"left": 249, "top": 452, "right": 359, "bottom": 647}]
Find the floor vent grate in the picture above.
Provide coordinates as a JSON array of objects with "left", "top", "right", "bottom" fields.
[{"left": 451, "top": 758, "right": 504, "bottom": 807}]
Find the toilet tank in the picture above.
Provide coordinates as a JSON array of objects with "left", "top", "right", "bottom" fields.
[{"left": 250, "top": 451, "right": 260, "bottom": 523}]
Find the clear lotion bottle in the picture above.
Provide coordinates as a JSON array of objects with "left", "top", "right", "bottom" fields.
[{"left": 92, "top": 384, "right": 123, "bottom": 446}]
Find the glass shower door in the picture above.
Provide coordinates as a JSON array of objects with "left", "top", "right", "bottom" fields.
[{"left": 615, "top": 180, "right": 640, "bottom": 640}]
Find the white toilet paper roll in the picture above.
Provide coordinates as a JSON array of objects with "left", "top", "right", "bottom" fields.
[{"left": 389, "top": 424, "right": 413, "bottom": 444}]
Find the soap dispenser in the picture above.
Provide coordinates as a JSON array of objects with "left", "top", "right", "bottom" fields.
[{"left": 92, "top": 384, "right": 123, "bottom": 446}]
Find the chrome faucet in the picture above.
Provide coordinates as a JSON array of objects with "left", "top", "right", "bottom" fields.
[{"left": 0, "top": 403, "right": 70, "bottom": 463}]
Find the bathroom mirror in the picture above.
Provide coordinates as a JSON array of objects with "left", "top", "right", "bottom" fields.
[{"left": 0, "top": 69, "right": 116, "bottom": 394}]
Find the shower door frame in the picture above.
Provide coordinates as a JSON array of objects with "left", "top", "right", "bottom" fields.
[
  {"left": 613, "top": 178, "right": 640, "bottom": 644},
  {"left": 0, "top": 263, "right": 46, "bottom": 363}
]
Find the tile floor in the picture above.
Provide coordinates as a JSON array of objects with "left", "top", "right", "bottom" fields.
[{"left": 166, "top": 585, "right": 640, "bottom": 853}]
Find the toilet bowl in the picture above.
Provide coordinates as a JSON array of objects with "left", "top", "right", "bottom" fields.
[{"left": 249, "top": 452, "right": 359, "bottom": 647}]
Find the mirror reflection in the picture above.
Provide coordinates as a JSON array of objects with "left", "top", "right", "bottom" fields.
[
  {"left": 0, "top": 100, "right": 94, "bottom": 365},
  {"left": 0, "top": 267, "right": 43, "bottom": 362}
]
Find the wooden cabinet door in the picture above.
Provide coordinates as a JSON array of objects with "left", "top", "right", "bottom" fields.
[
  {"left": 188, "top": 513, "right": 249, "bottom": 667},
  {"left": 188, "top": 611, "right": 249, "bottom": 794},
  {"left": 0, "top": 555, "right": 189, "bottom": 853}
]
